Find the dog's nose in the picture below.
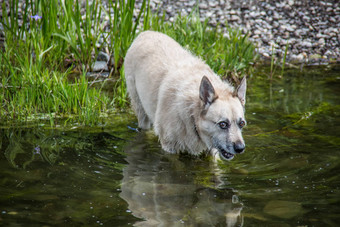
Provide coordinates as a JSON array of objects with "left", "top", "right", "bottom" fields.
[{"left": 234, "top": 142, "right": 245, "bottom": 153}]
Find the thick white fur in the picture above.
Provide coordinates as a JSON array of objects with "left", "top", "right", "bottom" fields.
[{"left": 124, "top": 31, "right": 246, "bottom": 160}]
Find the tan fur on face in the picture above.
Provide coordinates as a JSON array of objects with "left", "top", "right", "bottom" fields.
[{"left": 124, "top": 31, "right": 246, "bottom": 161}]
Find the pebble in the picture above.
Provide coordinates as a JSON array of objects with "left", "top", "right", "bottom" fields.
[
  {"left": 91, "top": 61, "right": 108, "bottom": 72},
  {"left": 96, "top": 51, "right": 110, "bottom": 63},
  {"left": 301, "top": 41, "right": 313, "bottom": 48},
  {"left": 318, "top": 38, "right": 325, "bottom": 46}
]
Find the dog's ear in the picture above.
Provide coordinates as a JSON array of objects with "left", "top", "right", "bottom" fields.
[
  {"left": 236, "top": 76, "right": 247, "bottom": 106},
  {"left": 200, "top": 76, "right": 217, "bottom": 108}
]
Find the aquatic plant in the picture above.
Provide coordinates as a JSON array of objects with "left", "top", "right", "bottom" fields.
[
  {"left": 269, "top": 41, "right": 290, "bottom": 79},
  {"left": 281, "top": 42, "right": 289, "bottom": 77}
]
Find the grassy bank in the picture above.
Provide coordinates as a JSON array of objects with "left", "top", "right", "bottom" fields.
[{"left": 0, "top": 0, "right": 257, "bottom": 125}]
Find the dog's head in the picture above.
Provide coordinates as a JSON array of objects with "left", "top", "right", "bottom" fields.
[{"left": 198, "top": 76, "right": 247, "bottom": 161}]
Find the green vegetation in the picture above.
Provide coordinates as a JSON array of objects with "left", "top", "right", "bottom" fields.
[
  {"left": 146, "top": 10, "right": 256, "bottom": 78},
  {"left": 0, "top": 0, "right": 257, "bottom": 125},
  {"left": 281, "top": 41, "right": 289, "bottom": 77},
  {"left": 269, "top": 42, "right": 289, "bottom": 79}
]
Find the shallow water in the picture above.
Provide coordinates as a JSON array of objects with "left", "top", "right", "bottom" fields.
[{"left": 1, "top": 65, "right": 339, "bottom": 226}]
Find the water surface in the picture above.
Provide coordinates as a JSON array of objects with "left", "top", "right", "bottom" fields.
[{"left": 1, "top": 65, "right": 339, "bottom": 226}]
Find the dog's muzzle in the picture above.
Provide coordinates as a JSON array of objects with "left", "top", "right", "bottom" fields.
[
  {"left": 234, "top": 141, "right": 245, "bottom": 154},
  {"left": 217, "top": 142, "right": 245, "bottom": 161}
]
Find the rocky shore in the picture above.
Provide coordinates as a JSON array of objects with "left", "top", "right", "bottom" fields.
[
  {"left": 142, "top": 0, "right": 340, "bottom": 64},
  {"left": 1, "top": 0, "right": 339, "bottom": 65}
]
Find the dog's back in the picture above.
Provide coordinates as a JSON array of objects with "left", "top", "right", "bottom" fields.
[{"left": 125, "top": 31, "right": 200, "bottom": 128}]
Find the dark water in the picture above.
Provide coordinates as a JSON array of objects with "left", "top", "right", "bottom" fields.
[{"left": 1, "top": 66, "right": 339, "bottom": 226}]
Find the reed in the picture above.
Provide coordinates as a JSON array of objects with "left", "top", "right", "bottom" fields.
[
  {"left": 281, "top": 42, "right": 289, "bottom": 76},
  {"left": 0, "top": 0, "right": 257, "bottom": 125},
  {"left": 269, "top": 42, "right": 289, "bottom": 79},
  {"left": 270, "top": 43, "right": 276, "bottom": 79},
  {"left": 148, "top": 10, "right": 257, "bottom": 79},
  {"left": 53, "top": 0, "right": 104, "bottom": 70},
  {"left": 105, "top": 0, "right": 148, "bottom": 106}
]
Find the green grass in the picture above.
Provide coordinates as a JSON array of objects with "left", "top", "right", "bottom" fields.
[
  {"left": 145, "top": 10, "right": 256, "bottom": 78},
  {"left": 0, "top": 0, "right": 257, "bottom": 125}
]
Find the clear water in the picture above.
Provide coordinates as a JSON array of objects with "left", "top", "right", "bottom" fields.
[{"left": 1, "top": 65, "right": 339, "bottom": 226}]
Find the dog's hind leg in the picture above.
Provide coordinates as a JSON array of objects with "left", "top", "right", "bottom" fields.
[
  {"left": 135, "top": 97, "right": 152, "bottom": 130},
  {"left": 125, "top": 74, "right": 152, "bottom": 130}
]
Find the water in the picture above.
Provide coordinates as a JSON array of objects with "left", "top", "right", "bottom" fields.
[{"left": 1, "top": 65, "right": 339, "bottom": 226}]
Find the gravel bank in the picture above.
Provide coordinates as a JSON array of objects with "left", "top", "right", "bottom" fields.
[
  {"left": 1, "top": 0, "right": 339, "bottom": 65},
  {"left": 142, "top": 0, "right": 340, "bottom": 64}
]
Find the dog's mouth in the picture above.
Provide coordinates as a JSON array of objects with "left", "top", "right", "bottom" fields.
[
  {"left": 219, "top": 148, "right": 235, "bottom": 160},
  {"left": 213, "top": 143, "right": 238, "bottom": 161}
]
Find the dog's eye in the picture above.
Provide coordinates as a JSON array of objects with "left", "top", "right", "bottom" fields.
[
  {"left": 218, "top": 121, "right": 229, "bottom": 129},
  {"left": 239, "top": 120, "right": 246, "bottom": 128}
]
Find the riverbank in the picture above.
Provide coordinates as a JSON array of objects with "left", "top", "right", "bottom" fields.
[
  {"left": 2, "top": 0, "right": 339, "bottom": 66},
  {"left": 141, "top": 0, "right": 339, "bottom": 65},
  {"left": 0, "top": 0, "right": 256, "bottom": 125}
]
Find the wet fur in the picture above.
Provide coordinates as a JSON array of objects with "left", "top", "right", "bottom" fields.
[{"left": 124, "top": 31, "right": 246, "bottom": 161}]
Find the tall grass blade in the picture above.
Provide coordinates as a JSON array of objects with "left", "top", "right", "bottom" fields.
[{"left": 281, "top": 42, "right": 289, "bottom": 76}]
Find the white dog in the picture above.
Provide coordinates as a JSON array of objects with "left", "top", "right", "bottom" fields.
[{"left": 124, "top": 31, "right": 247, "bottom": 161}]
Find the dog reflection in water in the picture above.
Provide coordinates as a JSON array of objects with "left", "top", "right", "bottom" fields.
[{"left": 120, "top": 133, "right": 243, "bottom": 226}]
